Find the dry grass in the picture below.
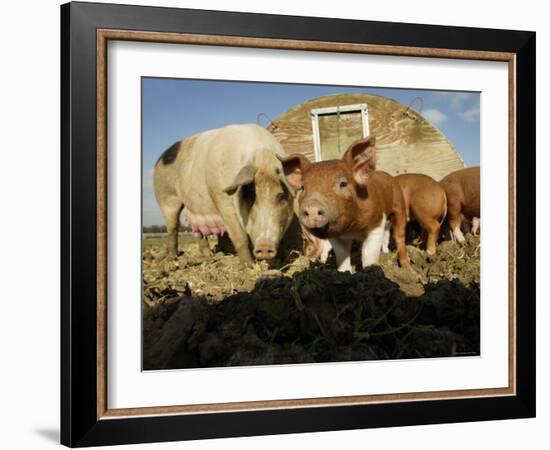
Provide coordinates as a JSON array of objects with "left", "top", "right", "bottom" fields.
[{"left": 142, "top": 233, "right": 480, "bottom": 306}]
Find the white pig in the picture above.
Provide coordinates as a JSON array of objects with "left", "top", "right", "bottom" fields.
[{"left": 154, "top": 124, "right": 297, "bottom": 265}]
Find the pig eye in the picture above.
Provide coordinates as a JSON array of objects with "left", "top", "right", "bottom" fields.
[
  {"left": 338, "top": 177, "right": 349, "bottom": 189},
  {"left": 276, "top": 192, "right": 288, "bottom": 206}
]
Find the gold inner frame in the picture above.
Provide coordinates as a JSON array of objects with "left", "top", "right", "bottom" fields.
[{"left": 96, "top": 29, "right": 517, "bottom": 420}]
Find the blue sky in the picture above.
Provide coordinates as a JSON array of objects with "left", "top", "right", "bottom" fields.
[{"left": 142, "top": 78, "right": 480, "bottom": 226}]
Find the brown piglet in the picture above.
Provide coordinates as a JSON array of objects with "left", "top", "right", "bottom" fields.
[
  {"left": 280, "top": 136, "right": 409, "bottom": 272},
  {"left": 394, "top": 173, "right": 447, "bottom": 255},
  {"left": 439, "top": 167, "right": 480, "bottom": 243},
  {"left": 301, "top": 225, "right": 333, "bottom": 263}
]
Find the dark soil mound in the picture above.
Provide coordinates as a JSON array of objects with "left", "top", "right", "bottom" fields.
[{"left": 143, "top": 265, "right": 479, "bottom": 370}]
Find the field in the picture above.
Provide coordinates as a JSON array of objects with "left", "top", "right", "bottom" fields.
[{"left": 142, "top": 232, "right": 480, "bottom": 370}]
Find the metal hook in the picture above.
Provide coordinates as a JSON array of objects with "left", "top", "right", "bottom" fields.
[
  {"left": 403, "top": 97, "right": 424, "bottom": 120},
  {"left": 257, "top": 112, "right": 278, "bottom": 130}
]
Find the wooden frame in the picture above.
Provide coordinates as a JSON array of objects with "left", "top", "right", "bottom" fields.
[
  {"left": 310, "top": 104, "right": 370, "bottom": 161},
  {"left": 61, "top": 1, "right": 536, "bottom": 447}
]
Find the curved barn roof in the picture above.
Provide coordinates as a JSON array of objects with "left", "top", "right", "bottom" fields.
[{"left": 267, "top": 93, "right": 464, "bottom": 180}]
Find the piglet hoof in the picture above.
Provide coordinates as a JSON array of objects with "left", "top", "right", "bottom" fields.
[
  {"left": 452, "top": 231, "right": 466, "bottom": 244},
  {"left": 398, "top": 257, "right": 411, "bottom": 268}
]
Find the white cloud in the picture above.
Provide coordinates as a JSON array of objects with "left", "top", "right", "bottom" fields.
[
  {"left": 429, "top": 91, "right": 480, "bottom": 124},
  {"left": 449, "top": 93, "right": 475, "bottom": 110},
  {"left": 143, "top": 168, "right": 154, "bottom": 189},
  {"left": 458, "top": 106, "right": 480, "bottom": 123},
  {"left": 432, "top": 92, "right": 476, "bottom": 110},
  {"left": 423, "top": 108, "right": 448, "bottom": 125}
]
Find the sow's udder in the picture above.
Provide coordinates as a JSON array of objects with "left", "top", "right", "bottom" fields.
[{"left": 184, "top": 208, "right": 227, "bottom": 236}]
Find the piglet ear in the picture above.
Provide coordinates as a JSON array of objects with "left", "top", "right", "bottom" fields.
[
  {"left": 223, "top": 165, "right": 257, "bottom": 195},
  {"left": 277, "top": 153, "right": 312, "bottom": 195},
  {"left": 343, "top": 136, "right": 376, "bottom": 185}
]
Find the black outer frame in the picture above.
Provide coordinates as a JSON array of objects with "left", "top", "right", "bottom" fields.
[{"left": 60, "top": 1, "right": 535, "bottom": 447}]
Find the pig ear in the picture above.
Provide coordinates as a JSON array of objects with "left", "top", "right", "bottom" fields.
[
  {"left": 343, "top": 136, "right": 376, "bottom": 185},
  {"left": 223, "top": 165, "right": 257, "bottom": 195},
  {"left": 277, "top": 154, "right": 312, "bottom": 196}
]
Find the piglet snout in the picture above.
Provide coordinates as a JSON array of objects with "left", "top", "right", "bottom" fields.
[
  {"left": 301, "top": 200, "right": 328, "bottom": 229},
  {"left": 253, "top": 239, "right": 277, "bottom": 260}
]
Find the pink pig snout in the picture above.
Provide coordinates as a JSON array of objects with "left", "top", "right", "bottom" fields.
[
  {"left": 253, "top": 239, "right": 277, "bottom": 260},
  {"left": 300, "top": 198, "right": 328, "bottom": 229}
]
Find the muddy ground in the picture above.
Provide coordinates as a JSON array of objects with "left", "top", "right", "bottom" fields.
[{"left": 142, "top": 233, "right": 480, "bottom": 370}]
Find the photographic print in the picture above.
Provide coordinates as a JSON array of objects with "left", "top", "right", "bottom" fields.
[
  {"left": 62, "top": 4, "right": 535, "bottom": 444},
  {"left": 142, "top": 79, "right": 481, "bottom": 371}
]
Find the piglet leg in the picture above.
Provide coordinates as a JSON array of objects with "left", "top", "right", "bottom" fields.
[
  {"left": 392, "top": 212, "right": 410, "bottom": 267},
  {"left": 382, "top": 221, "right": 391, "bottom": 254},
  {"left": 471, "top": 217, "right": 480, "bottom": 235},
  {"left": 319, "top": 239, "right": 332, "bottom": 263},
  {"left": 362, "top": 215, "right": 386, "bottom": 267},
  {"left": 446, "top": 202, "right": 465, "bottom": 243},
  {"left": 450, "top": 221, "right": 465, "bottom": 243},
  {"left": 418, "top": 216, "right": 441, "bottom": 255},
  {"left": 331, "top": 238, "right": 352, "bottom": 272}
]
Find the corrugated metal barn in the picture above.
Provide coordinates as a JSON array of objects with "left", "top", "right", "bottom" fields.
[{"left": 265, "top": 93, "right": 464, "bottom": 181}]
